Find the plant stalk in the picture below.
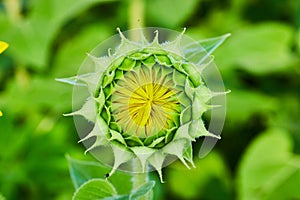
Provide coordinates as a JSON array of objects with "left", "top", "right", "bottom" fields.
[
  {"left": 128, "top": 0, "right": 145, "bottom": 30},
  {"left": 131, "top": 160, "right": 152, "bottom": 200},
  {"left": 128, "top": 0, "right": 145, "bottom": 41}
]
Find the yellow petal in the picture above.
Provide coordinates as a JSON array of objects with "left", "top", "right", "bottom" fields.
[
  {"left": 0, "top": 41, "right": 9, "bottom": 54},
  {"left": 0, "top": 111, "right": 3, "bottom": 117}
]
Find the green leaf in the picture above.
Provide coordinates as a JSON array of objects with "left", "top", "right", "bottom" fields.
[
  {"left": 53, "top": 23, "right": 111, "bottom": 77},
  {"left": 0, "top": 76, "right": 73, "bottom": 114},
  {"left": 226, "top": 90, "right": 278, "bottom": 124},
  {"left": 3, "top": 0, "right": 113, "bottom": 69},
  {"left": 67, "top": 156, "right": 132, "bottom": 194},
  {"left": 103, "top": 195, "right": 129, "bottom": 200},
  {"left": 237, "top": 128, "right": 300, "bottom": 200},
  {"left": 72, "top": 178, "right": 117, "bottom": 200},
  {"left": 214, "top": 23, "right": 295, "bottom": 74},
  {"left": 129, "top": 181, "right": 155, "bottom": 200},
  {"left": 0, "top": 193, "right": 6, "bottom": 200}
]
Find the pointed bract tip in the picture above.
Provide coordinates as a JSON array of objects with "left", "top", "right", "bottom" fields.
[
  {"left": 63, "top": 112, "right": 74, "bottom": 117},
  {"left": 224, "top": 33, "right": 231, "bottom": 38},
  {"left": 181, "top": 27, "right": 187, "bottom": 35},
  {"left": 116, "top": 27, "right": 128, "bottom": 41}
]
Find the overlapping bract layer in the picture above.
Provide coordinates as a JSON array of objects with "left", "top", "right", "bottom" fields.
[{"left": 59, "top": 29, "right": 228, "bottom": 182}]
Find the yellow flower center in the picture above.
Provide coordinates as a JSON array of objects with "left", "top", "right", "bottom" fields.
[{"left": 111, "top": 65, "right": 180, "bottom": 137}]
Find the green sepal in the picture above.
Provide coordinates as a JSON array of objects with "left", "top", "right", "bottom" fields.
[
  {"left": 119, "top": 57, "right": 136, "bottom": 71},
  {"left": 142, "top": 45, "right": 167, "bottom": 55},
  {"left": 155, "top": 55, "right": 172, "bottom": 66},
  {"left": 183, "top": 143, "right": 196, "bottom": 168},
  {"left": 64, "top": 97, "right": 96, "bottom": 123},
  {"left": 162, "top": 28, "right": 185, "bottom": 56},
  {"left": 82, "top": 117, "right": 110, "bottom": 154},
  {"left": 56, "top": 72, "right": 100, "bottom": 95},
  {"left": 198, "top": 33, "right": 231, "bottom": 57},
  {"left": 102, "top": 70, "right": 115, "bottom": 88},
  {"left": 167, "top": 113, "right": 180, "bottom": 128},
  {"left": 148, "top": 151, "right": 165, "bottom": 183},
  {"left": 124, "top": 136, "right": 144, "bottom": 147},
  {"left": 95, "top": 87, "right": 105, "bottom": 112},
  {"left": 110, "top": 130, "right": 127, "bottom": 146},
  {"left": 184, "top": 79, "right": 196, "bottom": 101},
  {"left": 180, "top": 106, "right": 192, "bottom": 124},
  {"left": 182, "top": 63, "right": 202, "bottom": 87},
  {"left": 130, "top": 147, "right": 156, "bottom": 172},
  {"left": 109, "top": 122, "right": 122, "bottom": 132},
  {"left": 189, "top": 119, "right": 221, "bottom": 139},
  {"left": 169, "top": 56, "right": 186, "bottom": 74},
  {"left": 79, "top": 116, "right": 109, "bottom": 143},
  {"left": 192, "top": 93, "right": 208, "bottom": 120},
  {"left": 103, "top": 84, "right": 114, "bottom": 99},
  {"left": 129, "top": 52, "right": 151, "bottom": 60},
  {"left": 173, "top": 70, "right": 186, "bottom": 86},
  {"left": 109, "top": 56, "right": 125, "bottom": 72},
  {"left": 100, "top": 105, "right": 111, "bottom": 124},
  {"left": 85, "top": 135, "right": 109, "bottom": 154},
  {"left": 163, "top": 139, "right": 191, "bottom": 169},
  {"left": 110, "top": 143, "right": 135, "bottom": 176},
  {"left": 165, "top": 127, "right": 177, "bottom": 143},
  {"left": 182, "top": 33, "right": 230, "bottom": 65},
  {"left": 177, "top": 91, "right": 191, "bottom": 108},
  {"left": 148, "top": 136, "right": 165, "bottom": 148},
  {"left": 114, "top": 69, "right": 124, "bottom": 80},
  {"left": 174, "top": 122, "right": 195, "bottom": 142},
  {"left": 194, "top": 85, "right": 213, "bottom": 103},
  {"left": 78, "top": 72, "right": 101, "bottom": 94},
  {"left": 87, "top": 53, "right": 111, "bottom": 72},
  {"left": 55, "top": 76, "right": 86, "bottom": 87},
  {"left": 114, "top": 28, "right": 141, "bottom": 56},
  {"left": 141, "top": 55, "right": 156, "bottom": 67}
]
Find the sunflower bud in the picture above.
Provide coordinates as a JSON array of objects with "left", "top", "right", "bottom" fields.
[{"left": 58, "top": 28, "right": 229, "bottom": 182}]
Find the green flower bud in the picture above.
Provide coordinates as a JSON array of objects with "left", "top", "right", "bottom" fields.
[{"left": 58, "top": 28, "right": 229, "bottom": 182}]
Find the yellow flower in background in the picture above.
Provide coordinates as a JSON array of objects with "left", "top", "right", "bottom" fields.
[
  {"left": 0, "top": 41, "right": 9, "bottom": 54},
  {"left": 0, "top": 41, "right": 8, "bottom": 117}
]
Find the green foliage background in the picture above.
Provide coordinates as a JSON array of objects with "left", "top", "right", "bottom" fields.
[{"left": 0, "top": 0, "right": 299, "bottom": 199}]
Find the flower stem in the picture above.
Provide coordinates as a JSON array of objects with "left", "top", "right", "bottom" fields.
[
  {"left": 128, "top": 0, "right": 145, "bottom": 41},
  {"left": 4, "top": 0, "right": 21, "bottom": 22},
  {"left": 128, "top": 0, "right": 145, "bottom": 30},
  {"left": 132, "top": 160, "right": 152, "bottom": 200}
]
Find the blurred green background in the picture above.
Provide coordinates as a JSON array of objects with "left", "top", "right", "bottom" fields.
[{"left": 0, "top": 0, "right": 299, "bottom": 199}]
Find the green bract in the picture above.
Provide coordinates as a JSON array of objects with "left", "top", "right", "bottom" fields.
[{"left": 58, "top": 28, "right": 229, "bottom": 182}]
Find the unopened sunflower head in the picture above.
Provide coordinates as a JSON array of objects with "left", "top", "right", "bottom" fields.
[{"left": 58, "top": 28, "right": 229, "bottom": 182}]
